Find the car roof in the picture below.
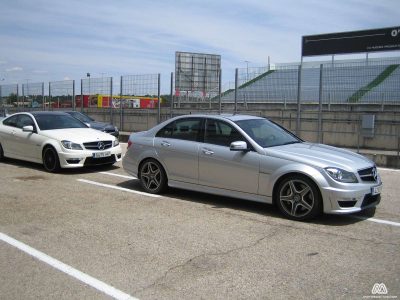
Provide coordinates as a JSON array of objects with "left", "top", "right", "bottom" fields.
[
  {"left": 174, "top": 114, "right": 265, "bottom": 122},
  {"left": 30, "top": 111, "right": 70, "bottom": 117}
]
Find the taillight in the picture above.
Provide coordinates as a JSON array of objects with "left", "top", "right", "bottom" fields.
[{"left": 127, "top": 140, "right": 132, "bottom": 148}]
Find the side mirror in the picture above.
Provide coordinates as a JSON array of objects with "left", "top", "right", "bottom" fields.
[
  {"left": 230, "top": 141, "right": 248, "bottom": 151},
  {"left": 22, "top": 125, "right": 34, "bottom": 132}
]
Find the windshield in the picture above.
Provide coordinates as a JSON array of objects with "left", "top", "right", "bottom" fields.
[
  {"left": 235, "top": 118, "right": 301, "bottom": 148},
  {"left": 67, "top": 111, "right": 94, "bottom": 123},
  {"left": 35, "top": 114, "right": 88, "bottom": 130}
]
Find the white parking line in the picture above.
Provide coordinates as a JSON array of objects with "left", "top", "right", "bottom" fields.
[
  {"left": 377, "top": 167, "right": 400, "bottom": 172},
  {"left": 99, "top": 172, "right": 137, "bottom": 180},
  {"left": 353, "top": 216, "right": 400, "bottom": 227},
  {"left": 77, "top": 179, "right": 160, "bottom": 198},
  {"left": 0, "top": 232, "right": 137, "bottom": 300}
]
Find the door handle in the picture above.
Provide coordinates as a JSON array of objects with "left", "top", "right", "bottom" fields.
[
  {"left": 161, "top": 141, "right": 171, "bottom": 147},
  {"left": 202, "top": 148, "right": 214, "bottom": 155}
]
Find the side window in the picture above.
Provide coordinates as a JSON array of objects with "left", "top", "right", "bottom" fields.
[
  {"left": 16, "top": 115, "right": 34, "bottom": 129},
  {"left": 156, "top": 118, "right": 202, "bottom": 142},
  {"left": 3, "top": 115, "right": 19, "bottom": 128},
  {"left": 156, "top": 121, "right": 174, "bottom": 138},
  {"left": 205, "top": 119, "right": 243, "bottom": 147}
]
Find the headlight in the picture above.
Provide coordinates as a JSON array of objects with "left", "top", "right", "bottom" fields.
[
  {"left": 113, "top": 139, "right": 119, "bottom": 147},
  {"left": 61, "top": 140, "right": 83, "bottom": 150},
  {"left": 325, "top": 167, "right": 358, "bottom": 183}
]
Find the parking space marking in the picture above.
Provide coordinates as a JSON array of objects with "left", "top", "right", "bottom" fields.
[
  {"left": 0, "top": 232, "right": 137, "bottom": 300},
  {"left": 99, "top": 172, "right": 137, "bottom": 180},
  {"left": 377, "top": 167, "right": 400, "bottom": 172},
  {"left": 353, "top": 216, "right": 400, "bottom": 227},
  {"left": 77, "top": 179, "right": 160, "bottom": 198}
]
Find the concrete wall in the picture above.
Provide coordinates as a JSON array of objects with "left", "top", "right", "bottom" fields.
[{"left": 73, "top": 103, "right": 400, "bottom": 152}]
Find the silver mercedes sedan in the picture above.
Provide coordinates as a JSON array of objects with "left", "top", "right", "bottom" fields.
[{"left": 123, "top": 114, "right": 382, "bottom": 220}]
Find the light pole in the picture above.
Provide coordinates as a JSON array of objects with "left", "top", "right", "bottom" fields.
[
  {"left": 87, "top": 73, "right": 91, "bottom": 107},
  {"left": 244, "top": 60, "right": 250, "bottom": 81}
]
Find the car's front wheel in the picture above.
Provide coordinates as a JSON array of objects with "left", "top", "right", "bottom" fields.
[
  {"left": 139, "top": 159, "right": 167, "bottom": 194},
  {"left": 43, "top": 146, "right": 60, "bottom": 173},
  {"left": 276, "top": 175, "right": 322, "bottom": 221}
]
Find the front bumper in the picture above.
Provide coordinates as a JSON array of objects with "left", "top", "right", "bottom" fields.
[
  {"left": 321, "top": 183, "right": 382, "bottom": 214},
  {"left": 57, "top": 146, "right": 122, "bottom": 168}
]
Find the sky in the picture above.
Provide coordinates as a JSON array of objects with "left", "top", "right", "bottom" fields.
[{"left": 0, "top": 0, "right": 399, "bottom": 92}]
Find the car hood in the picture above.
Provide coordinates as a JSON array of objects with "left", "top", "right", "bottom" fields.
[
  {"left": 89, "top": 121, "right": 115, "bottom": 131},
  {"left": 266, "top": 142, "right": 373, "bottom": 171},
  {"left": 39, "top": 128, "right": 115, "bottom": 143}
]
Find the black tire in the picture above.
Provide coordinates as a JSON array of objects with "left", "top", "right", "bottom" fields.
[
  {"left": 0, "top": 143, "right": 4, "bottom": 161},
  {"left": 42, "top": 146, "right": 60, "bottom": 173},
  {"left": 139, "top": 159, "right": 167, "bottom": 194},
  {"left": 275, "top": 174, "right": 322, "bottom": 221}
]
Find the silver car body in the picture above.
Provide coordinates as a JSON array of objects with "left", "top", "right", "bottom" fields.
[{"left": 123, "top": 114, "right": 382, "bottom": 215}]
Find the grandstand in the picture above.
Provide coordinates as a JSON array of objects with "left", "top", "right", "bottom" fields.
[{"left": 220, "top": 57, "right": 400, "bottom": 104}]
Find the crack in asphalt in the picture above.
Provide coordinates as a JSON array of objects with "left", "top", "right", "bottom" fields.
[
  {"left": 205, "top": 207, "right": 400, "bottom": 247},
  {"left": 134, "top": 228, "right": 279, "bottom": 295}
]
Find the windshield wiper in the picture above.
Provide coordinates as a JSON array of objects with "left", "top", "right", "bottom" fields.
[{"left": 279, "top": 141, "right": 302, "bottom": 146}]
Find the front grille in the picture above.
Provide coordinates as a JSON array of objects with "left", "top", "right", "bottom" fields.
[
  {"left": 358, "top": 167, "right": 377, "bottom": 182},
  {"left": 84, "top": 155, "right": 116, "bottom": 166},
  {"left": 83, "top": 141, "right": 113, "bottom": 150},
  {"left": 361, "top": 194, "right": 381, "bottom": 208}
]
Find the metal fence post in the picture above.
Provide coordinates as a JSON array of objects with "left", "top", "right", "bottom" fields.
[
  {"left": 170, "top": 72, "right": 173, "bottom": 118},
  {"left": 157, "top": 73, "right": 161, "bottom": 123},
  {"left": 80, "top": 79, "right": 83, "bottom": 112},
  {"left": 48, "top": 82, "right": 51, "bottom": 111},
  {"left": 42, "top": 82, "right": 45, "bottom": 110},
  {"left": 318, "top": 64, "right": 323, "bottom": 143},
  {"left": 234, "top": 68, "right": 238, "bottom": 114},
  {"left": 218, "top": 69, "right": 222, "bottom": 114},
  {"left": 110, "top": 77, "right": 113, "bottom": 123},
  {"left": 72, "top": 80, "right": 75, "bottom": 111},
  {"left": 120, "top": 76, "right": 123, "bottom": 132},
  {"left": 296, "top": 64, "right": 302, "bottom": 136}
]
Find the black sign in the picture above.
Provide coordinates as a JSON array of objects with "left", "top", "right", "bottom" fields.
[{"left": 302, "top": 27, "right": 400, "bottom": 57}]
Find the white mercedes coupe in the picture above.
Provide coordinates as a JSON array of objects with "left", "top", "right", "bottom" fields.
[{"left": 0, "top": 111, "right": 122, "bottom": 172}]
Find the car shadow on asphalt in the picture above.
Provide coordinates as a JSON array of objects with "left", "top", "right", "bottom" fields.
[
  {"left": 2, "top": 157, "right": 375, "bottom": 227},
  {"left": 116, "top": 179, "right": 374, "bottom": 227}
]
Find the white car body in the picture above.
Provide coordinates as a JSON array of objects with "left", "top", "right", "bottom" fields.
[{"left": 0, "top": 111, "right": 122, "bottom": 171}]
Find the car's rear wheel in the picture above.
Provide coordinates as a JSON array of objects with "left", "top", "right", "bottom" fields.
[
  {"left": 43, "top": 146, "right": 60, "bottom": 173},
  {"left": 139, "top": 159, "right": 167, "bottom": 194},
  {"left": 276, "top": 175, "right": 322, "bottom": 221}
]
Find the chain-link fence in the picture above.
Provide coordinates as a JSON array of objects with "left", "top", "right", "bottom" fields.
[
  {"left": 0, "top": 84, "right": 18, "bottom": 107},
  {"left": 221, "top": 57, "right": 400, "bottom": 107},
  {"left": 119, "top": 74, "right": 160, "bottom": 129},
  {"left": 49, "top": 80, "right": 75, "bottom": 110},
  {"left": 20, "top": 82, "right": 45, "bottom": 109}
]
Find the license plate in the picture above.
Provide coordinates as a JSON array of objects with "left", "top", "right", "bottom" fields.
[
  {"left": 371, "top": 185, "right": 382, "bottom": 196},
  {"left": 92, "top": 151, "right": 111, "bottom": 158}
]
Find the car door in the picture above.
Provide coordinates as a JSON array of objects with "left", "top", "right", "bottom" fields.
[
  {"left": 0, "top": 114, "right": 20, "bottom": 156},
  {"left": 12, "top": 114, "right": 41, "bottom": 160},
  {"left": 154, "top": 117, "right": 202, "bottom": 184},
  {"left": 198, "top": 118, "right": 260, "bottom": 194}
]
